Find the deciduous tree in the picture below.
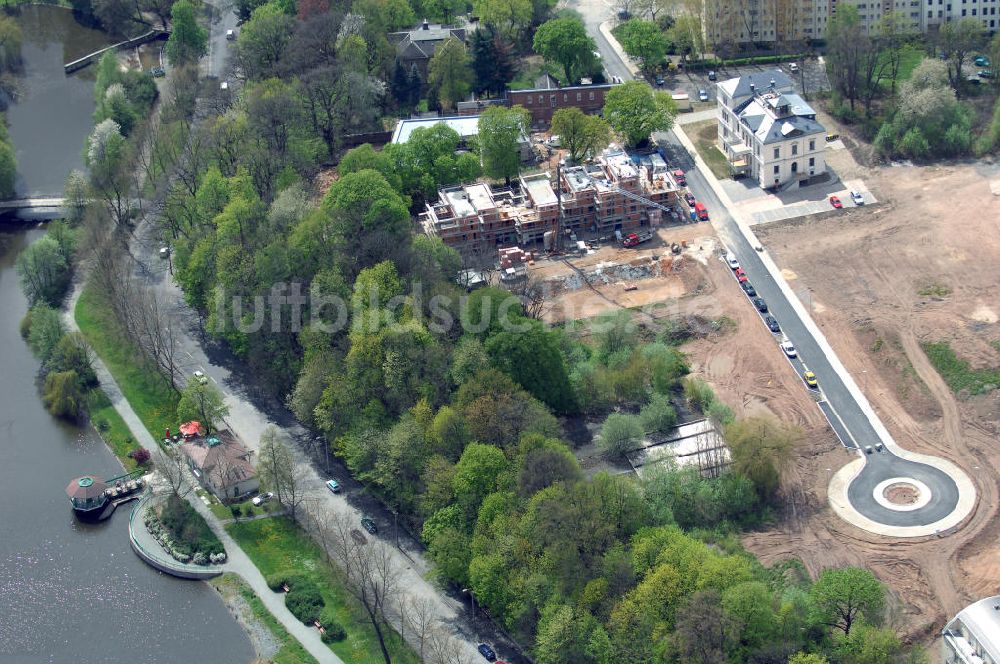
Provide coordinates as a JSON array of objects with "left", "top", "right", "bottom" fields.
[
  {"left": 809, "top": 567, "right": 885, "bottom": 636},
  {"left": 166, "top": 0, "right": 208, "bottom": 66},
  {"left": 603, "top": 80, "right": 677, "bottom": 146},
  {"left": 428, "top": 37, "right": 473, "bottom": 112},
  {"left": 477, "top": 105, "right": 530, "bottom": 184},
  {"left": 176, "top": 380, "right": 230, "bottom": 430},
  {"left": 551, "top": 107, "right": 611, "bottom": 162},
  {"left": 724, "top": 416, "right": 798, "bottom": 501},
  {"left": 617, "top": 19, "right": 668, "bottom": 74},
  {"left": 598, "top": 412, "right": 643, "bottom": 457},
  {"left": 533, "top": 16, "right": 597, "bottom": 84}
]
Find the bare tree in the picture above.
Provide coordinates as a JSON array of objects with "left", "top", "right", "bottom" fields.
[
  {"left": 154, "top": 446, "right": 193, "bottom": 498},
  {"left": 406, "top": 596, "right": 438, "bottom": 662},
  {"left": 256, "top": 427, "right": 310, "bottom": 520},
  {"left": 426, "top": 628, "right": 474, "bottom": 664},
  {"left": 509, "top": 274, "right": 552, "bottom": 320}
]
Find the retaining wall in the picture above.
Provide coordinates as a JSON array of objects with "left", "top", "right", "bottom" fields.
[{"left": 128, "top": 495, "right": 223, "bottom": 580}]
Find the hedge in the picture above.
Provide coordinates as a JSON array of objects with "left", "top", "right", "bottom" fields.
[
  {"left": 286, "top": 582, "right": 324, "bottom": 624},
  {"left": 319, "top": 607, "right": 347, "bottom": 642}
]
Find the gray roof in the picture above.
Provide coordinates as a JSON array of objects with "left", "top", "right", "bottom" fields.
[
  {"left": 719, "top": 69, "right": 794, "bottom": 101},
  {"left": 389, "top": 23, "right": 466, "bottom": 60},
  {"left": 734, "top": 89, "right": 823, "bottom": 145}
]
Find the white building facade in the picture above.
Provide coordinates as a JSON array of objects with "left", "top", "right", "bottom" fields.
[
  {"left": 942, "top": 596, "right": 1000, "bottom": 664},
  {"left": 716, "top": 71, "right": 826, "bottom": 188}
]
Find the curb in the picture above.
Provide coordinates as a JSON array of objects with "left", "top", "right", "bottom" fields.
[
  {"left": 598, "top": 21, "right": 640, "bottom": 78},
  {"left": 671, "top": 124, "right": 977, "bottom": 538}
]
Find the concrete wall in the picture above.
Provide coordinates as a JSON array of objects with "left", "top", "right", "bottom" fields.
[{"left": 128, "top": 496, "right": 223, "bottom": 580}]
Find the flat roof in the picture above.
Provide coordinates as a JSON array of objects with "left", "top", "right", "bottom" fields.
[
  {"left": 392, "top": 116, "right": 481, "bottom": 143},
  {"left": 465, "top": 183, "right": 495, "bottom": 212},
  {"left": 522, "top": 174, "right": 557, "bottom": 206},
  {"left": 443, "top": 188, "right": 476, "bottom": 218}
]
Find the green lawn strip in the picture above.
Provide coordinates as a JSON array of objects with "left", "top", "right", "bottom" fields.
[
  {"left": 688, "top": 120, "right": 731, "bottom": 180},
  {"left": 75, "top": 284, "right": 180, "bottom": 442},
  {"left": 88, "top": 389, "right": 141, "bottom": 470},
  {"left": 922, "top": 341, "right": 1000, "bottom": 396},
  {"left": 211, "top": 573, "right": 319, "bottom": 664},
  {"left": 227, "top": 518, "right": 420, "bottom": 664}
]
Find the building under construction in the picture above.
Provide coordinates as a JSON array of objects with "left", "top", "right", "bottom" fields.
[{"left": 419, "top": 147, "right": 682, "bottom": 257}]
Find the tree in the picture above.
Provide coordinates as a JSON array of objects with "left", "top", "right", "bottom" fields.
[
  {"left": 256, "top": 426, "right": 309, "bottom": 519},
  {"left": 666, "top": 13, "right": 704, "bottom": 63},
  {"left": 471, "top": 26, "right": 515, "bottom": 96},
  {"left": 176, "top": 381, "right": 229, "bottom": 430},
  {"left": 551, "top": 107, "right": 611, "bottom": 162},
  {"left": 809, "top": 567, "right": 885, "bottom": 636},
  {"left": 616, "top": 19, "right": 668, "bottom": 75},
  {"left": 877, "top": 12, "right": 915, "bottom": 94},
  {"left": 166, "top": 0, "right": 208, "bottom": 66},
  {"left": 638, "top": 393, "right": 676, "bottom": 433},
  {"left": 353, "top": 0, "right": 416, "bottom": 32},
  {"left": 598, "top": 412, "right": 643, "bottom": 457},
  {"left": 154, "top": 445, "right": 193, "bottom": 497},
  {"left": 64, "top": 170, "right": 89, "bottom": 225},
  {"left": 452, "top": 442, "right": 509, "bottom": 512},
  {"left": 0, "top": 135, "right": 15, "bottom": 201},
  {"left": 478, "top": 105, "right": 530, "bottom": 185},
  {"left": 603, "top": 81, "right": 677, "bottom": 146},
  {"left": 485, "top": 320, "right": 578, "bottom": 414},
  {"left": 86, "top": 118, "right": 132, "bottom": 228},
  {"left": 42, "top": 371, "right": 85, "bottom": 420},
  {"left": 673, "top": 589, "right": 731, "bottom": 664},
  {"left": 835, "top": 623, "right": 902, "bottom": 664},
  {"left": 789, "top": 654, "right": 829, "bottom": 664},
  {"left": 533, "top": 16, "right": 596, "bottom": 84},
  {"left": 825, "top": 5, "right": 865, "bottom": 110},
  {"left": 424, "top": 0, "right": 466, "bottom": 23},
  {"left": 16, "top": 235, "right": 71, "bottom": 307},
  {"left": 235, "top": 2, "right": 295, "bottom": 81},
  {"left": 25, "top": 305, "right": 65, "bottom": 364},
  {"left": 724, "top": 416, "right": 799, "bottom": 501},
  {"left": 938, "top": 17, "right": 986, "bottom": 89},
  {"left": 428, "top": 37, "right": 473, "bottom": 112},
  {"left": 473, "top": 0, "right": 532, "bottom": 40},
  {"left": 49, "top": 332, "right": 97, "bottom": 387}
]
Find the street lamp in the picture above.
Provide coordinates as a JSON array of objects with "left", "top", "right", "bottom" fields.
[{"left": 462, "top": 587, "right": 476, "bottom": 623}]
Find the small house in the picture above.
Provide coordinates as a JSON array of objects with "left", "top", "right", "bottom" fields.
[{"left": 179, "top": 427, "right": 258, "bottom": 503}]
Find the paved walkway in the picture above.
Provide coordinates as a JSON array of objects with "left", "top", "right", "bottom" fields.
[
  {"left": 669, "top": 122, "right": 977, "bottom": 538},
  {"left": 63, "top": 287, "right": 342, "bottom": 664}
]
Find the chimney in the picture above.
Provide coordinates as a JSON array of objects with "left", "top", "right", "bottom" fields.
[{"left": 421, "top": 18, "right": 430, "bottom": 29}]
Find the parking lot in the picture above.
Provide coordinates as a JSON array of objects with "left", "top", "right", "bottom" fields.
[{"left": 651, "top": 57, "right": 830, "bottom": 103}]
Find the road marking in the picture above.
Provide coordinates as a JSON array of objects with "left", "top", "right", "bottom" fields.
[{"left": 818, "top": 400, "right": 858, "bottom": 449}]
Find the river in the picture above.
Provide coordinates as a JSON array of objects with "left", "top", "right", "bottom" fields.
[
  {"left": 0, "top": 228, "right": 254, "bottom": 663},
  {"left": 0, "top": 6, "right": 254, "bottom": 662},
  {"left": 5, "top": 5, "right": 109, "bottom": 198}
]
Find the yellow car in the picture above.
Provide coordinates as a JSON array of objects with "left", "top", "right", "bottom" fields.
[{"left": 803, "top": 371, "right": 818, "bottom": 388}]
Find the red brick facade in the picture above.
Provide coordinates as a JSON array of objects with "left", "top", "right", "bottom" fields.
[{"left": 508, "top": 84, "right": 615, "bottom": 126}]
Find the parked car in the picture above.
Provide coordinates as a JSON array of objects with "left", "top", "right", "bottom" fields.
[
  {"left": 825, "top": 133, "right": 840, "bottom": 142},
  {"left": 978, "top": 69, "right": 995, "bottom": 78},
  {"left": 478, "top": 644, "right": 497, "bottom": 662},
  {"left": 975, "top": 56, "right": 991, "bottom": 67},
  {"left": 726, "top": 252, "right": 740, "bottom": 269},
  {"left": 741, "top": 281, "right": 757, "bottom": 297},
  {"left": 654, "top": 74, "right": 665, "bottom": 86},
  {"left": 150, "top": 66, "right": 165, "bottom": 77},
  {"left": 694, "top": 201, "right": 709, "bottom": 220},
  {"left": 764, "top": 314, "right": 781, "bottom": 333},
  {"left": 734, "top": 267, "right": 746, "bottom": 278},
  {"left": 850, "top": 191, "right": 864, "bottom": 205},
  {"left": 803, "top": 370, "right": 819, "bottom": 388},
  {"left": 698, "top": 89, "right": 709, "bottom": 102},
  {"left": 789, "top": 62, "right": 799, "bottom": 72},
  {"left": 225, "top": 28, "right": 236, "bottom": 40},
  {"left": 546, "top": 135, "right": 561, "bottom": 147},
  {"left": 829, "top": 195, "right": 843, "bottom": 209},
  {"left": 780, "top": 340, "right": 797, "bottom": 357},
  {"left": 707, "top": 70, "right": 717, "bottom": 81},
  {"left": 159, "top": 246, "right": 170, "bottom": 259},
  {"left": 753, "top": 297, "right": 767, "bottom": 312},
  {"left": 361, "top": 516, "right": 377, "bottom": 534},
  {"left": 737, "top": 273, "right": 749, "bottom": 283},
  {"left": 193, "top": 370, "right": 208, "bottom": 385},
  {"left": 325, "top": 479, "right": 341, "bottom": 493},
  {"left": 684, "top": 192, "right": 696, "bottom": 207},
  {"left": 252, "top": 491, "right": 274, "bottom": 506},
  {"left": 673, "top": 169, "right": 687, "bottom": 186}
]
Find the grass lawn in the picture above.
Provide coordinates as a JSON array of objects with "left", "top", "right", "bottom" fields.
[
  {"left": 75, "top": 284, "right": 180, "bottom": 442},
  {"left": 207, "top": 491, "right": 282, "bottom": 521},
  {"left": 687, "top": 119, "right": 731, "bottom": 180},
  {"left": 211, "top": 573, "right": 318, "bottom": 664},
  {"left": 922, "top": 341, "right": 1000, "bottom": 396},
  {"left": 88, "top": 389, "right": 143, "bottom": 470},
  {"left": 228, "top": 518, "right": 419, "bottom": 664},
  {"left": 893, "top": 44, "right": 925, "bottom": 84}
]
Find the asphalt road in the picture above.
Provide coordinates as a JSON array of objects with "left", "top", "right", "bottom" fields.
[
  {"left": 566, "top": 0, "right": 634, "bottom": 82},
  {"left": 655, "top": 129, "right": 960, "bottom": 528}
]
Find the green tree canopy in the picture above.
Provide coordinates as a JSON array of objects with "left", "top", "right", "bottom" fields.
[
  {"left": 550, "top": 107, "right": 611, "bottom": 162},
  {"left": 16, "top": 235, "right": 71, "bottom": 307},
  {"left": 617, "top": 19, "right": 668, "bottom": 74},
  {"left": 725, "top": 416, "right": 799, "bottom": 502},
  {"left": 176, "top": 381, "right": 230, "bottom": 430},
  {"left": 166, "top": 0, "right": 208, "bottom": 66},
  {"left": 428, "top": 37, "right": 473, "bottom": 112},
  {"left": 478, "top": 105, "right": 530, "bottom": 184},
  {"left": 809, "top": 567, "right": 885, "bottom": 636},
  {"left": 598, "top": 412, "right": 643, "bottom": 457},
  {"left": 533, "top": 16, "right": 596, "bottom": 84},
  {"left": 602, "top": 81, "right": 677, "bottom": 146}
]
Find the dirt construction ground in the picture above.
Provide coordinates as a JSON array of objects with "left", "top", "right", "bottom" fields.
[{"left": 753, "top": 161, "right": 1000, "bottom": 648}]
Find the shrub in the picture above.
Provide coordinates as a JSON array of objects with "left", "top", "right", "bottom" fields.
[
  {"left": 230, "top": 504, "right": 243, "bottom": 520},
  {"left": 683, "top": 376, "right": 716, "bottom": 411},
  {"left": 285, "top": 581, "right": 324, "bottom": 624},
  {"left": 638, "top": 393, "right": 677, "bottom": 434},
  {"left": 158, "top": 494, "right": 224, "bottom": 556},
  {"left": 129, "top": 448, "right": 151, "bottom": 465},
  {"left": 598, "top": 412, "right": 644, "bottom": 457},
  {"left": 94, "top": 417, "right": 110, "bottom": 432},
  {"left": 192, "top": 551, "right": 208, "bottom": 565},
  {"left": 319, "top": 607, "right": 346, "bottom": 642}
]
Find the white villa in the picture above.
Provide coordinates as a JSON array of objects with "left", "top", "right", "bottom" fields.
[
  {"left": 942, "top": 596, "right": 1000, "bottom": 664},
  {"left": 716, "top": 70, "right": 826, "bottom": 189}
]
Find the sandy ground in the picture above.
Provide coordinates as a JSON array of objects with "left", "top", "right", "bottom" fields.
[{"left": 753, "top": 160, "right": 1000, "bottom": 645}]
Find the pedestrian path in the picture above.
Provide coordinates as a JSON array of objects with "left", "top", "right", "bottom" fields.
[{"left": 63, "top": 286, "right": 342, "bottom": 664}]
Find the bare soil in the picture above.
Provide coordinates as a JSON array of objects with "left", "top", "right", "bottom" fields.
[{"left": 751, "top": 161, "right": 1000, "bottom": 645}]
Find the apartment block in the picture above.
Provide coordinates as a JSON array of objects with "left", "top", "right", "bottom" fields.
[
  {"left": 941, "top": 596, "right": 1000, "bottom": 664},
  {"left": 419, "top": 148, "right": 681, "bottom": 256}
]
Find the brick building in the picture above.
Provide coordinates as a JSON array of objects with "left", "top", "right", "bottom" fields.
[
  {"left": 508, "top": 83, "right": 616, "bottom": 127},
  {"left": 419, "top": 147, "right": 681, "bottom": 257}
]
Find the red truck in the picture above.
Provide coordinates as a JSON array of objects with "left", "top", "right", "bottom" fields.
[{"left": 622, "top": 231, "right": 653, "bottom": 248}]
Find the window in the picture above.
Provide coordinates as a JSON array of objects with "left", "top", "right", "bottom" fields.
[
  {"left": 576, "top": 92, "right": 582, "bottom": 101},
  {"left": 538, "top": 95, "right": 543, "bottom": 104},
  {"left": 809, "top": 139, "right": 815, "bottom": 150},
  {"left": 773, "top": 147, "right": 780, "bottom": 159},
  {"left": 773, "top": 165, "right": 780, "bottom": 174},
  {"left": 792, "top": 143, "right": 798, "bottom": 155},
  {"left": 589, "top": 92, "right": 595, "bottom": 100},
  {"left": 527, "top": 96, "right": 533, "bottom": 105},
  {"left": 809, "top": 157, "right": 815, "bottom": 167}
]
